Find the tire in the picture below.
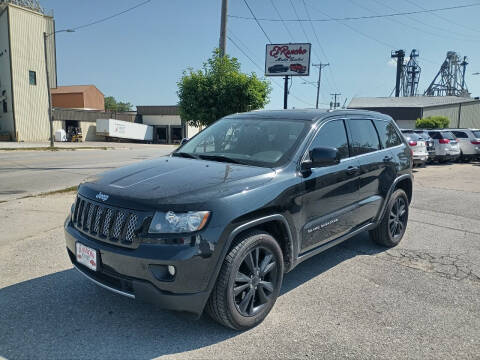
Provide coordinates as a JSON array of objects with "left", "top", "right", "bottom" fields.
[
  {"left": 206, "top": 230, "right": 284, "bottom": 330},
  {"left": 370, "top": 189, "right": 409, "bottom": 247}
]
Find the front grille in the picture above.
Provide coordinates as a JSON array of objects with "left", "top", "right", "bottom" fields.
[{"left": 72, "top": 195, "right": 142, "bottom": 247}]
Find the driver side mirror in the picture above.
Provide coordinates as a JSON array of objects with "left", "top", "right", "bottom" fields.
[
  {"left": 180, "top": 138, "right": 189, "bottom": 146},
  {"left": 301, "top": 147, "right": 340, "bottom": 170}
]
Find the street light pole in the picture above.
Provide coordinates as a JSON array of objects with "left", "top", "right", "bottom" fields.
[{"left": 43, "top": 29, "right": 74, "bottom": 147}]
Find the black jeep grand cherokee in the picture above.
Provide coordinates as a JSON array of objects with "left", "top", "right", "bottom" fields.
[{"left": 65, "top": 109, "right": 412, "bottom": 330}]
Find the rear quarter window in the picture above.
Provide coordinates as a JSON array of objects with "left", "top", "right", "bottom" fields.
[
  {"left": 373, "top": 120, "right": 403, "bottom": 148},
  {"left": 452, "top": 131, "right": 468, "bottom": 138},
  {"left": 348, "top": 119, "right": 381, "bottom": 155}
]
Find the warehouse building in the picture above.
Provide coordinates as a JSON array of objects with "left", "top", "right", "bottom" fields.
[
  {"left": 348, "top": 96, "right": 480, "bottom": 129},
  {"left": 0, "top": 0, "right": 56, "bottom": 141},
  {"left": 136, "top": 105, "right": 200, "bottom": 144}
]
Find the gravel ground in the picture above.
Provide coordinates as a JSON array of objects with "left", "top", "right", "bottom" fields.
[{"left": 0, "top": 162, "right": 479, "bottom": 359}]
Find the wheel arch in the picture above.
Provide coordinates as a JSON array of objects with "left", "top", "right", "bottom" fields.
[
  {"left": 376, "top": 174, "right": 413, "bottom": 225},
  {"left": 225, "top": 214, "right": 295, "bottom": 273}
]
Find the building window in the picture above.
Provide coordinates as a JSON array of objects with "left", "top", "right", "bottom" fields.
[{"left": 29, "top": 70, "right": 37, "bottom": 85}]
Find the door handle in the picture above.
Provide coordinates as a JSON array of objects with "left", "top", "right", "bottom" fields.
[
  {"left": 383, "top": 155, "right": 393, "bottom": 162},
  {"left": 346, "top": 166, "right": 359, "bottom": 175}
]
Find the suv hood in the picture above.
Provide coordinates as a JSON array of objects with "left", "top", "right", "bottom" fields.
[{"left": 79, "top": 156, "right": 275, "bottom": 208}]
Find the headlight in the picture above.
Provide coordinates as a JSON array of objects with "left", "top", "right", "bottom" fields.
[{"left": 148, "top": 211, "right": 210, "bottom": 234}]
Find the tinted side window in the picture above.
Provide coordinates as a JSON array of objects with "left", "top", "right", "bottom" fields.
[
  {"left": 452, "top": 131, "right": 468, "bottom": 138},
  {"left": 429, "top": 131, "right": 442, "bottom": 140},
  {"left": 374, "top": 120, "right": 403, "bottom": 148},
  {"left": 348, "top": 119, "right": 381, "bottom": 155},
  {"left": 309, "top": 120, "right": 349, "bottom": 159}
]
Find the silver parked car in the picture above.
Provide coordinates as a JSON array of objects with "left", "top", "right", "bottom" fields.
[
  {"left": 403, "top": 132, "right": 428, "bottom": 166},
  {"left": 427, "top": 130, "right": 461, "bottom": 163},
  {"left": 402, "top": 129, "right": 436, "bottom": 161},
  {"left": 412, "top": 129, "right": 436, "bottom": 160},
  {"left": 446, "top": 129, "right": 480, "bottom": 161}
]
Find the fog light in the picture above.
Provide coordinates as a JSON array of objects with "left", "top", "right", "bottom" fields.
[{"left": 168, "top": 265, "right": 176, "bottom": 276}]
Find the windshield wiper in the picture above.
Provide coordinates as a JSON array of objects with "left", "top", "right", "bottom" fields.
[
  {"left": 172, "top": 152, "right": 199, "bottom": 160},
  {"left": 198, "top": 154, "right": 247, "bottom": 165}
]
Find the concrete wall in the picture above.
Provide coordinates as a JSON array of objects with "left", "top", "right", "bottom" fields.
[
  {"left": 79, "top": 121, "right": 104, "bottom": 142},
  {"left": 142, "top": 115, "right": 181, "bottom": 126},
  {"left": 8, "top": 4, "right": 55, "bottom": 141},
  {"left": 0, "top": 6, "right": 15, "bottom": 138}
]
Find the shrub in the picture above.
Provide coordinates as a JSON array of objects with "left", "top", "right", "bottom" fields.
[{"left": 415, "top": 116, "right": 450, "bottom": 129}]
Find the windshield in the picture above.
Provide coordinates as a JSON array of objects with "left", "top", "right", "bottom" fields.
[
  {"left": 176, "top": 117, "right": 311, "bottom": 167},
  {"left": 472, "top": 130, "right": 480, "bottom": 138}
]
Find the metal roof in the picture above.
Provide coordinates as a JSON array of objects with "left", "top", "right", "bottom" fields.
[
  {"left": 348, "top": 96, "right": 479, "bottom": 109},
  {"left": 136, "top": 105, "right": 179, "bottom": 116}
]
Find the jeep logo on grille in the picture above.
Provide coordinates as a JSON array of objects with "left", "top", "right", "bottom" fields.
[{"left": 95, "top": 192, "right": 109, "bottom": 202}]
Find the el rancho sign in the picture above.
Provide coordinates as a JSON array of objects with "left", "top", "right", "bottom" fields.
[{"left": 265, "top": 43, "right": 311, "bottom": 77}]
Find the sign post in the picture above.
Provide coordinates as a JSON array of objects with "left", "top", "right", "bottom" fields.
[{"left": 265, "top": 43, "right": 311, "bottom": 109}]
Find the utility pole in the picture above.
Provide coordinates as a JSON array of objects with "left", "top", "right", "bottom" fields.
[
  {"left": 312, "top": 63, "right": 329, "bottom": 109},
  {"left": 219, "top": 0, "right": 228, "bottom": 56},
  {"left": 284, "top": 76, "right": 289, "bottom": 109},
  {"left": 43, "top": 32, "right": 54, "bottom": 147},
  {"left": 330, "top": 93, "right": 341, "bottom": 110},
  {"left": 391, "top": 50, "right": 405, "bottom": 97}
]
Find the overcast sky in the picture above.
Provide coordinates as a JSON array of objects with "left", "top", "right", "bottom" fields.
[{"left": 42, "top": 0, "right": 480, "bottom": 110}]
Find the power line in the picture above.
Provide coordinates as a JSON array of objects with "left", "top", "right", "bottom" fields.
[
  {"left": 402, "top": 0, "right": 480, "bottom": 36},
  {"left": 289, "top": 0, "right": 311, "bottom": 43},
  {"left": 287, "top": 0, "right": 334, "bottom": 91},
  {"left": 301, "top": 0, "right": 338, "bottom": 91},
  {"left": 269, "top": 0, "right": 294, "bottom": 41},
  {"left": 228, "top": 3, "right": 480, "bottom": 22},
  {"left": 306, "top": 1, "right": 396, "bottom": 49},
  {"left": 367, "top": 0, "right": 479, "bottom": 43},
  {"left": 72, "top": 0, "right": 152, "bottom": 31},
  {"left": 242, "top": 0, "right": 272, "bottom": 43}
]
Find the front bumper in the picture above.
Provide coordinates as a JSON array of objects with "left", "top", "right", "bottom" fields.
[{"left": 65, "top": 222, "right": 215, "bottom": 315}]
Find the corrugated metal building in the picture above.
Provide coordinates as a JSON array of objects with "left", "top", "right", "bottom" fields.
[
  {"left": 137, "top": 105, "right": 200, "bottom": 144},
  {"left": 348, "top": 96, "right": 480, "bottom": 129},
  {"left": 0, "top": 1, "right": 56, "bottom": 141}
]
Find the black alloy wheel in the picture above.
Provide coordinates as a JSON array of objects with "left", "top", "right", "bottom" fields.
[
  {"left": 206, "top": 230, "right": 284, "bottom": 330},
  {"left": 388, "top": 196, "right": 407, "bottom": 240},
  {"left": 233, "top": 246, "right": 278, "bottom": 317}
]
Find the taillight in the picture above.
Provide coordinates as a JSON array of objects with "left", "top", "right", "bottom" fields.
[
  {"left": 439, "top": 139, "right": 450, "bottom": 144},
  {"left": 408, "top": 140, "right": 417, "bottom": 146},
  {"left": 471, "top": 140, "right": 480, "bottom": 145}
]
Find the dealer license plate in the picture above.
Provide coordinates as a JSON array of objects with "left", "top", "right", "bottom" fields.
[{"left": 76, "top": 242, "right": 98, "bottom": 271}]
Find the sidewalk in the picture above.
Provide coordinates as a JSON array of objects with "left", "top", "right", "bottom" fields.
[{"left": 0, "top": 141, "right": 177, "bottom": 151}]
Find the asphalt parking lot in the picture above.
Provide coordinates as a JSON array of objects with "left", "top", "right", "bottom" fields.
[{"left": 0, "top": 160, "right": 479, "bottom": 359}]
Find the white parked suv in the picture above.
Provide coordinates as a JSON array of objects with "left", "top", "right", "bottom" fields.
[
  {"left": 402, "top": 132, "right": 428, "bottom": 166},
  {"left": 447, "top": 129, "right": 480, "bottom": 161},
  {"left": 427, "top": 130, "right": 461, "bottom": 163}
]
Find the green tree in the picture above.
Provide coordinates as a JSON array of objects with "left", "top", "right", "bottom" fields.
[
  {"left": 177, "top": 49, "right": 271, "bottom": 127},
  {"left": 415, "top": 116, "right": 450, "bottom": 129},
  {"left": 104, "top": 96, "right": 132, "bottom": 112},
  {"left": 104, "top": 96, "right": 117, "bottom": 111}
]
